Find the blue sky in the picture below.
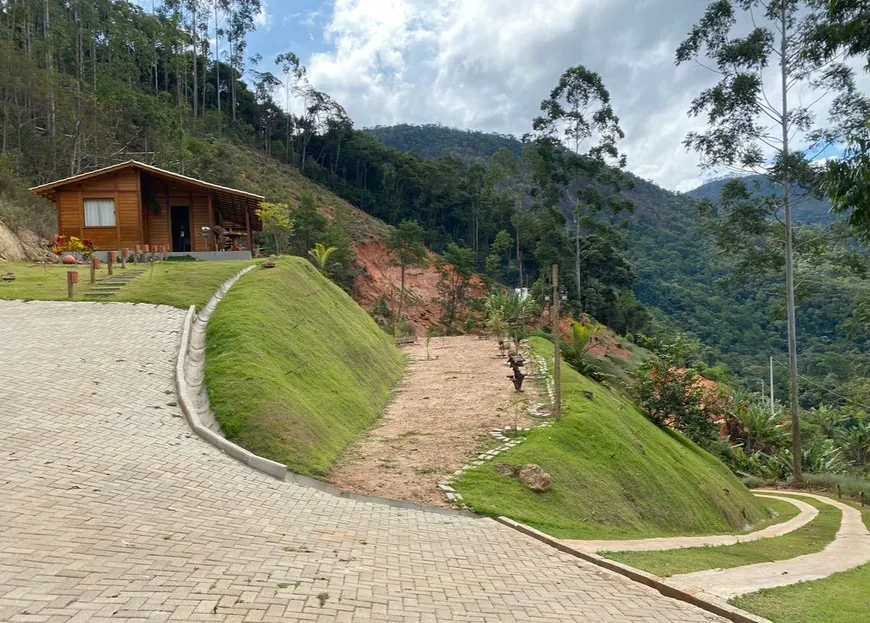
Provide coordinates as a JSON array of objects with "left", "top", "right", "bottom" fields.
[{"left": 149, "top": 0, "right": 869, "bottom": 193}]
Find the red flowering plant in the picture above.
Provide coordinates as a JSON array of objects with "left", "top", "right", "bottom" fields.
[
  {"left": 80, "top": 239, "right": 97, "bottom": 260},
  {"left": 49, "top": 235, "right": 67, "bottom": 256}
]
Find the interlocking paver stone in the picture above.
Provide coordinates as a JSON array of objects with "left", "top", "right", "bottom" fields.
[{"left": 0, "top": 300, "right": 726, "bottom": 622}]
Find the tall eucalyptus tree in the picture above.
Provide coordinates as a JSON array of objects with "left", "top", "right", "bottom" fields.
[{"left": 677, "top": 0, "right": 870, "bottom": 480}]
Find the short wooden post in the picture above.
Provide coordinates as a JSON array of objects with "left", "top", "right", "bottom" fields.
[
  {"left": 862, "top": 491, "right": 866, "bottom": 507},
  {"left": 552, "top": 264, "right": 561, "bottom": 421},
  {"left": 838, "top": 484, "right": 842, "bottom": 499},
  {"left": 108, "top": 251, "right": 115, "bottom": 276},
  {"left": 89, "top": 256, "right": 96, "bottom": 284},
  {"left": 121, "top": 248, "right": 128, "bottom": 269},
  {"left": 67, "top": 270, "right": 77, "bottom": 298},
  {"left": 135, "top": 245, "right": 141, "bottom": 264}
]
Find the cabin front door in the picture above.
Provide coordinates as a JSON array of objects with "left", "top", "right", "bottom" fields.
[{"left": 171, "top": 206, "right": 191, "bottom": 252}]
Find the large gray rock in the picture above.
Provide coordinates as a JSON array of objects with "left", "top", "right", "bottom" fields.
[{"left": 518, "top": 464, "right": 551, "bottom": 493}]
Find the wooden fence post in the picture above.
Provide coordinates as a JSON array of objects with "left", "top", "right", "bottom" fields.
[
  {"left": 121, "top": 248, "right": 128, "bottom": 269},
  {"left": 108, "top": 251, "right": 115, "bottom": 276},
  {"left": 552, "top": 264, "right": 562, "bottom": 421},
  {"left": 89, "top": 256, "right": 96, "bottom": 284},
  {"left": 67, "top": 270, "right": 78, "bottom": 298}
]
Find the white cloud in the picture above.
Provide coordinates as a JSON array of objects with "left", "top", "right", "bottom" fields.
[
  {"left": 254, "top": 2, "right": 272, "bottom": 30},
  {"left": 286, "top": 0, "right": 865, "bottom": 191}
]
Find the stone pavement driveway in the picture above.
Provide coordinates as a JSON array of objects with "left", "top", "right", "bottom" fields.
[{"left": 0, "top": 300, "right": 725, "bottom": 623}]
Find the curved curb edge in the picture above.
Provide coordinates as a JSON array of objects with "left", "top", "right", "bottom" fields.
[
  {"left": 493, "top": 516, "right": 772, "bottom": 623},
  {"left": 175, "top": 265, "right": 288, "bottom": 481},
  {"left": 174, "top": 262, "right": 478, "bottom": 518}
]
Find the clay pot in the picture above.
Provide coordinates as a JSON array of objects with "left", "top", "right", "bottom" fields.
[{"left": 61, "top": 254, "right": 77, "bottom": 265}]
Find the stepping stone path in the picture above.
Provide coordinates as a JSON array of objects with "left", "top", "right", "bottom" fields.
[
  {"left": 439, "top": 348, "right": 554, "bottom": 507},
  {"left": 84, "top": 267, "right": 146, "bottom": 299}
]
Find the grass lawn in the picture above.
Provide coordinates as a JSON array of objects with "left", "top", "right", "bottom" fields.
[
  {"left": 0, "top": 260, "right": 250, "bottom": 309},
  {"left": 115, "top": 261, "right": 252, "bottom": 309},
  {"left": 732, "top": 507, "right": 870, "bottom": 623},
  {"left": 0, "top": 261, "right": 109, "bottom": 300},
  {"left": 603, "top": 496, "right": 840, "bottom": 576},
  {"left": 204, "top": 257, "right": 405, "bottom": 477},
  {"left": 452, "top": 337, "right": 768, "bottom": 540}
]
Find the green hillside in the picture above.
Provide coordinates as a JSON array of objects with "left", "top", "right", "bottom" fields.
[
  {"left": 688, "top": 175, "right": 836, "bottom": 226},
  {"left": 204, "top": 258, "right": 404, "bottom": 477},
  {"left": 454, "top": 337, "right": 768, "bottom": 539},
  {"left": 363, "top": 124, "right": 870, "bottom": 407}
]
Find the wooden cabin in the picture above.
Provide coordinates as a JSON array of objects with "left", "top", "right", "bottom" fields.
[{"left": 30, "top": 160, "right": 264, "bottom": 256}]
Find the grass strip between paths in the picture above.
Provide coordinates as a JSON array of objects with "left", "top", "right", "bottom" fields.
[
  {"left": 602, "top": 495, "right": 839, "bottom": 577},
  {"left": 731, "top": 506, "right": 870, "bottom": 623}
]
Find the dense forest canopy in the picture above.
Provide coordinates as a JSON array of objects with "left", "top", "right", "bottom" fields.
[{"left": 0, "top": 0, "right": 868, "bottom": 418}]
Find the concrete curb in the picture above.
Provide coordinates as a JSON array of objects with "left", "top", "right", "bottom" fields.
[
  {"left": 174, "top": 265, "right": 288, "bottom": 481},
  {"left": 173, "top": 263, "right": 479, "bottom": 518},
  {"left": 494, "top": 516, "right": 772, "bottom": 623}
]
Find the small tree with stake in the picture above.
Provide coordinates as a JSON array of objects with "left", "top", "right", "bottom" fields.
[{"left": 386, "top": 220, "right": 427, "bottom": 332}]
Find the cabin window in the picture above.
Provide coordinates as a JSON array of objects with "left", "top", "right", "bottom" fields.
[{"left": 84, "top": 198, "right": 116, "bottom": 227}]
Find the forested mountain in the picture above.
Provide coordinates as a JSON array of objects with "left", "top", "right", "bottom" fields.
[
  {"left": 366, "top": 124, "right": 523, "bottom": 161},
  {"left": 688, "top": 175, "right": 836, "bottom": 226},
  {"left": 365, "top": 124, "right": 870, "bottom": 406}
]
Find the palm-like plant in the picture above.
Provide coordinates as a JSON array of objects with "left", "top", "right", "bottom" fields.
[
  {"left": 806, "top": 405, "right": 847, "bottom": 440},
  {"left": 838, "top": 422, "right": 870, "bottom": 467},
  {"left": 734, "top": 404, "right": 788, "bottom": 455},
  {"left": 485, "top": 291, "right": 538, "bottom": 347},
  {"left": 308, "top": 242, "right": 338, "bottom": 273}
]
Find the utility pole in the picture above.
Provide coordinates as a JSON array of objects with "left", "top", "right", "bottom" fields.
[
  {"left": 552, "top": 264, "right": 562, "bottom": 421},
  {"left": 770, "top": 356, "right": 775, "bottom": 416}
]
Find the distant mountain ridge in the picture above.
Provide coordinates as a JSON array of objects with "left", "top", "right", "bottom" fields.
[
  {"left": 365, "top": 124, "right": 523, "bottom": 161},
  {"left": 687, "top": 175, "right": 836, "bottom": 226}
]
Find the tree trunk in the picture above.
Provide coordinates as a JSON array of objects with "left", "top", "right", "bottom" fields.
[
  {"left": 780, "top": 3, "right": 802, "bottom": 482},
  {"left": 214, "top": 1, "right": 220, "bottom": 133},
  {"left": 43, "top": 0, "right": 55, "bottom": 140},
  {"left": 191, "top": 2, "right": 198, "bottom": 119},
  {"left": 574, "top": 210, "right": 582, "bottom": 311},
  {"left": 396, "top": 260, "right": 406, "bottom": 330}
]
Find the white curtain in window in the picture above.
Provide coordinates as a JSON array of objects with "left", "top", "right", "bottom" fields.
[{"left": 84, "top": 199, "right": 116, "bottom": 227}]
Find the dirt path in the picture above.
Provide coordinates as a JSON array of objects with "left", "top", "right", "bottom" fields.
[{"left": 330, "top": 335, "right": 540, "bottom": 507}]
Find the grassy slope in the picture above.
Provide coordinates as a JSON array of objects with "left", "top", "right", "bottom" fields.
[
  {"left": 194, "top": 142, "right": 390, "bottom": 244},
  {"left": 0, "top": 260, "right": 250, "bottom": 309},
  {"left": 0, "top": 262, "right": 107, "bottom": 300},
  {"left": 604, "top": 496, "right": 840, "bottom": 576},
  {"left": 115, "top": 261, "right": 250, "bottom": 309},
  {"left": 732, "top": 507, "right": 870, "bottom": 623},
  {"left": 204, "top": 257, "right": 404, "bottom": 476},
  {"left": 453, "top": 337, "right": 767, "bottom": 540}
]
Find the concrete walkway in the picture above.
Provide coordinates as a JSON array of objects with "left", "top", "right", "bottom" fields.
[
  {"left": 670, "top": 491, "right": 870, "bottom": 600},
  {"left": 0, "top": 300, "right": 725, "bottom": 622},
  {"left": 566, "top": 494, "right": 818, "bottom": 553}
]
